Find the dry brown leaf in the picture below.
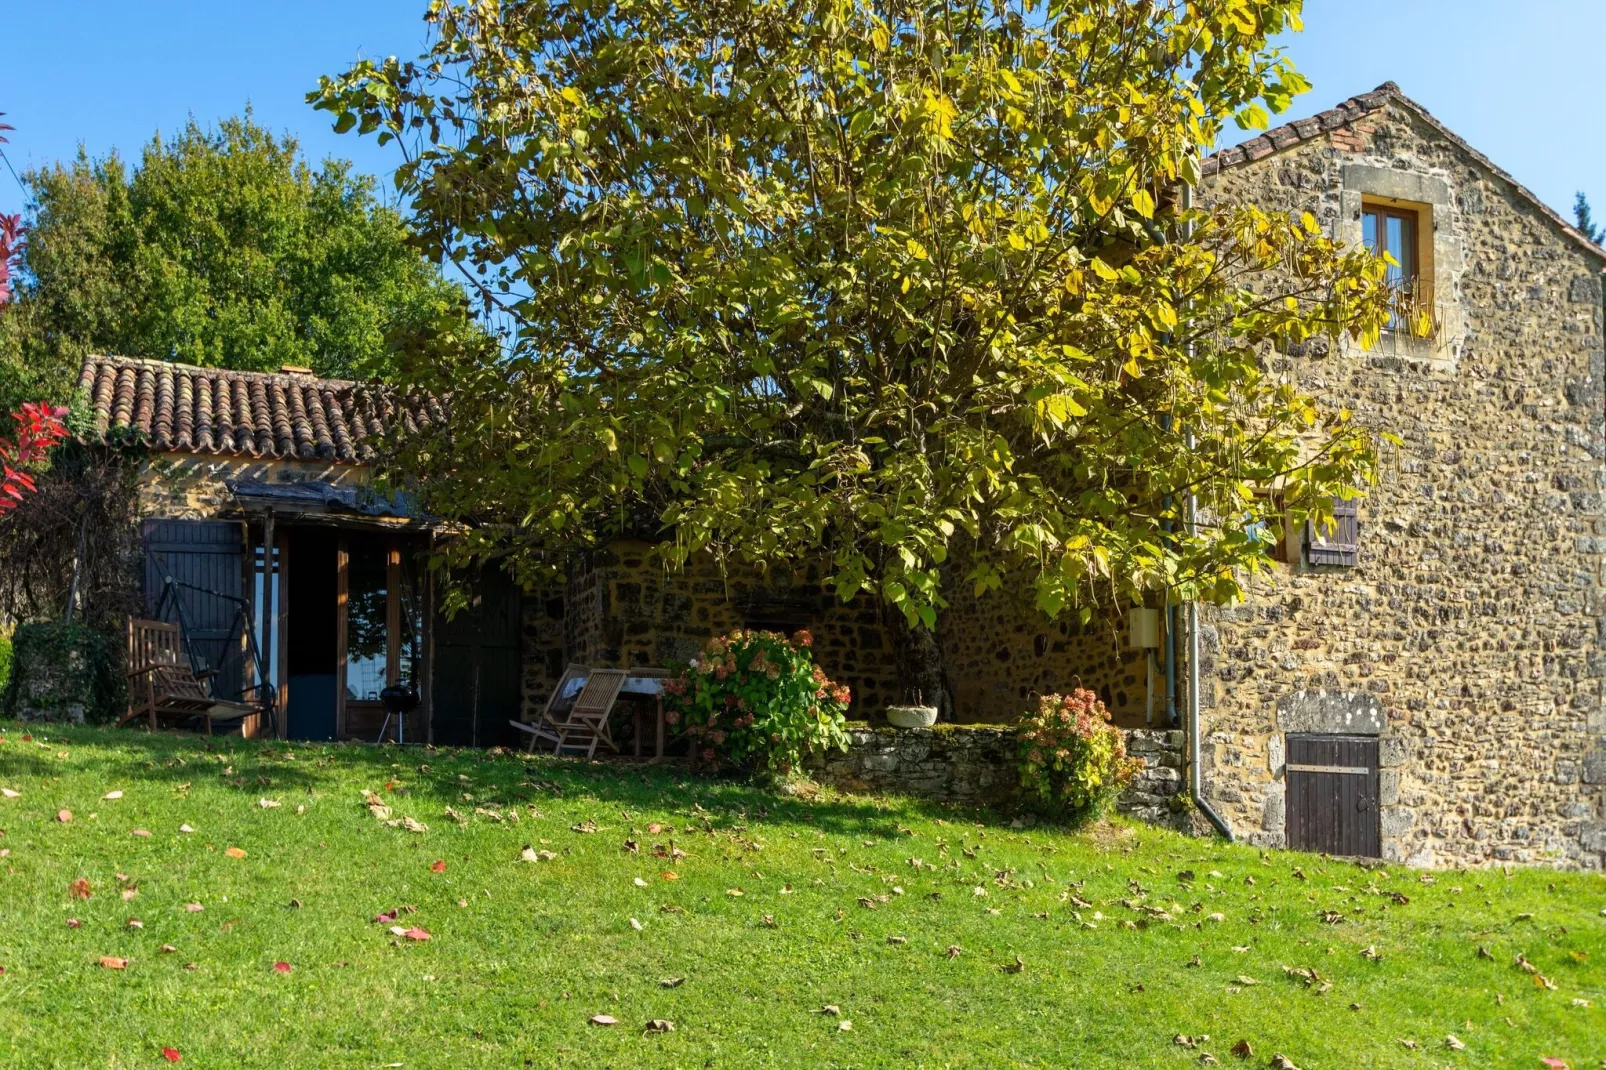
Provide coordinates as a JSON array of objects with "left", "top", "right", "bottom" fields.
[
  {"left": 98, "top": 956, "right": 127, "bottom": 970},
  {"left": 1235, "top": 975, "right": 1259, "bottom": 986},
  {"left": 1445, "top": 1035, "right": 1466, "bottom": 1051},
  {"left": 589, "top": 1014, "right": 618, "bottom": 1027},
  {"left": 224, "top": 846, "right": 246, "bottom": 859},
  {"left": 69, "top": 878, "right": 91, "bottom": 900},
  {"left": 56, "top": 809, "right": 72, "bottom": 823},
  {"left": 946, "top": 945, "right": 962, "bottom": 959},
  {"left": 184, "top": 903, "right": 203, "bottom": 913},
  {"left": 131, "top": 829, "right": 151, "bottom": 838},
  {"left": 999, "top": 955, "right": 1025, "bottom": 974},
  {"left": 1270, "top": 1055, "right": 1301, "bottom": 1070},
  {"left": 1230, "top": 1038, "right": 1253, "bottom": 1059},
  {"left": 659, "top": 977, "right": 684, "bottom": 988},
  {"left": 644, "top": 1019, "right": 675, "bottom": 1033}
]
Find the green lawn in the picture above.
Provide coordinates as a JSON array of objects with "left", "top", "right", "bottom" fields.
[{"left": 0, "top": 725, "right": 1601, "bottom": 1068}]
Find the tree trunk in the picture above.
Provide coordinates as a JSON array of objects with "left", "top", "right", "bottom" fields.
[{"left": 891, "top": 618, "right": 953, "bottom": 721}]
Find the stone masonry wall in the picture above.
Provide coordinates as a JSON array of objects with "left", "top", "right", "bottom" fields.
[
  {"left": 808, "top": 723, "right": 1188, "bottom": 829},
  {"left": 1198, "top": 101, "right": 1606, "bottom": 868}
]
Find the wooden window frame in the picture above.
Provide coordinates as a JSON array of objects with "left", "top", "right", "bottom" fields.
[{"left": 1361, "top": 197, "right": 1435, "bottom": 335}]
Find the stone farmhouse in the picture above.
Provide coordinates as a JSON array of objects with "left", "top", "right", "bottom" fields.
[{"left": 76, "top": 83, "right": 1605, "bottom": 868}]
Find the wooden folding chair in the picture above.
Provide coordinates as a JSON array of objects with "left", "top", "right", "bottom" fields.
[
  {"left": 552, "top": 669, "right": 629, "bottom": 758},
  {"left": 120, "top": 618, "right": 260, "bottom": 736},
  {"left": 509, "top": 664, "right": 590, "bottom": 754}
]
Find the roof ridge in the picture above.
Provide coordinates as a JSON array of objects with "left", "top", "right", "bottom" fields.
[
  {"left": 86, "top": 353, "right": 360, "bottom": 391},
  {"left": 1203, "top": 83, "right": 1606, "bottom": 263}
]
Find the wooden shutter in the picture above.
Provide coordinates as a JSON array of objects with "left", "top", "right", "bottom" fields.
[
  {"left": 1306, "top": 497, "right": 1360, "bottom": 567},
  {"left": 1285, "top": 734, "right": 1381, "bottom": 857},
  {"left": 141, "top": 519, "right": 246, "bottom": 700}
]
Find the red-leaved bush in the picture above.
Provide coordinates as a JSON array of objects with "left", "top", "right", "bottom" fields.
[{"left": 0, "top": 403, "right": 70, "bottom": 514}]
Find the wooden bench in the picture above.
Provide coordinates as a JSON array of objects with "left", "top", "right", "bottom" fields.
[{"left": 120, "top": 618, "right": 262, "bottom": 736}]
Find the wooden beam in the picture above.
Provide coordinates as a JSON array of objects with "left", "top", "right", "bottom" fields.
[
  {"left": 336, "top": 537, "right": 349, "bottom": 741},
  {"left": 275, "top": 528, "right": 290, "bottom": 740},
  {"left": 422, "top": 535, "right": 435, "bottom": 747}
]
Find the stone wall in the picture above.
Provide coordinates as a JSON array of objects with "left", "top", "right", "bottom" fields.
[
  {"left": 808, "top": 722, "right": 1188, "bottom": 828},
  {"left": 1197, "top": 99, "right": 1606, "bottom": 868}
]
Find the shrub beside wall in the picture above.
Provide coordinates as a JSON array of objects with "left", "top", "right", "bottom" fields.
[{"left": 1, "top": 621, "right": 124, "bottom": 724}]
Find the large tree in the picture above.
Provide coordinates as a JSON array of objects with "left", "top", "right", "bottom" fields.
[
  {"left": 314, "top": 0, "right": 1398, "bottom": 703},
  {"left": 0, "top": 112, "right": 476, "bottom": 414}
]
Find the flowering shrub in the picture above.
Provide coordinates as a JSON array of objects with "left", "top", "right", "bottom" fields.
[
  {"left": 1016, "top": 689, "right": 1141, "bottom": 817},
  {"left": 662, "top": 629, "right": 851, "bottom": 773}
]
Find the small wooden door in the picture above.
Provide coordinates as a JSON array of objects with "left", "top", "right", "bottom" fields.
[
  {"left": 141, "top": 519, "right": 246, "bottom": 701},
  {"left": 431, "top": 569, "right": 522, "bottom": 748},
  {"left": 1286, "top": 734, "right": 1381, "bottom": 857}
]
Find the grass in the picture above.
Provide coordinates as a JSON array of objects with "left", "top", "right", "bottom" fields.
[{"left": 0, "top": 725, "right": 1601, "bottom": 1068}]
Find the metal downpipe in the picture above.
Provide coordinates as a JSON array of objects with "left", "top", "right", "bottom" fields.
[{"left": 1180, "top": 181, "right": 1233, "bottom": 840}]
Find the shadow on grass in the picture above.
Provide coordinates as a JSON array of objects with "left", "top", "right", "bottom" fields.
[{"left": 1, "top": 720, "right": 1020, "bottom": 838}]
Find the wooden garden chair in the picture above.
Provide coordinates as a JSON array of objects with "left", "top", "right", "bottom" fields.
[
  {"left": 552, "top": 669, "right": 629, "bottom": 758},
  {"left": 120, "top": 618, "right": 260, "bottom": 736},
  {"left": 509, "top": 664, "right": 590, "bottom": 754}
]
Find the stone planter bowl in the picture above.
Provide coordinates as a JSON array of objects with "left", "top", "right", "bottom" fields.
[{"left": 885, "top": 704, "right": 939, "bottom": 729}]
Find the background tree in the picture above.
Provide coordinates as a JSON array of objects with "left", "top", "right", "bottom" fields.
[
  {"left": 1575, "top": 191, "right": 1604, "bottom": 245},
  {"left": 315, "top": 0, "right": 1397, "bottom": 708},
  {"left": 0, "top": 112, "right": 477, "bottom": 415}
]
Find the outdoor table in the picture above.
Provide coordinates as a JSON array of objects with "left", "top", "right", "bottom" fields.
[{"left": 620, "top": 672, "right": 669, "bottom": 759}]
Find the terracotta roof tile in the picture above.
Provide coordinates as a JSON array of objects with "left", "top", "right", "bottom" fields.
[
  {"left": 79, "top": 355, "right": 433, "bottom": 463},
  {"left": 1202, "top": 82, "right": 1606, "bottom": 262}
]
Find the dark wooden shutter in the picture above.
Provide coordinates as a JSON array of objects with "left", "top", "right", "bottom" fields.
[
  {"left": 431, "top": 568, "right": 522, "bottom": 748},
  {"left": 1285, "top": 734, "right": 1380, "bottom": 857},
  {"left": 1306, "top": 497, "right": 1360, "bottom": 567},
  {"left": 141, "top": 519, "right": 246, "bottom": 700}
]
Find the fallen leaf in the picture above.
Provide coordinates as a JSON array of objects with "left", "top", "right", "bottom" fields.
[
  {"left": 185, "top": 903, "right": 203, "bottom": 913},
  {"left": 258, "top": 799, "right": 281, "bottom": 809},
  {"left": 1359, "top": 945, "right": 1381, "bottom": 961},
  {"left": 1572, "top": 997, "right": 1592, "bottom": 1008},
  {"left": 98, "top": 956, "right": 127, "bottom": 970},
  {"left": 727, "top": 888, "right": 744, "bottom": 897},
  {"left": 179, "top": 824, "right": 195, "bottom": 834},
  {"left": 1476, "top": 946, "right": 1493, "bottom": 960},
  {"left": 1230, "top": 1039, "right": 1252, "bottom": 1059},
  {"left": 630, "top": 918, "right": 644, "bottom": 931},
  {"left": 131, "top": 829, "right": 151, "bottom": 837},
  {"left": 645, "top": 1019, "right": 675, "bottom": 1033},
  {"left": 634, "top": 877, "right": 648, "bottom": 887},
  {"left": 590, "top": 1014, "right": 618, "bottom": 1027},
  {"left": 661, "top": 871, "right": 679, "bottom": 881},
  {"left": 1235, "top": 975, "right": 1259, "bottom": 986},
  {"left": 1539, "top": 1059, "right": 1571, "bottom": 1069},
  {"left": 0, "top": 788, "right": 18, "bottom": 798},
  {"left": 159, "top": 944, "right": 177, "bottom": 953},
  {"left": 1445, "top": 1034, "right": 1465, "bottom": 1051},
  {"left": 69, "top": 878, "right": 91, "bottom": 900},
  {"left": 403, "top": 927, "right": 430, "bottom": 941},
  {"left": 103, "top": 791, "right": 123, "bottom": 800},
  {"left": 946, "top": 945, "right": 962, "bottom": 959},
  {"left": 121, "top": 888, "right": 138, "bottom": 902},
  {"left": 886, "top": 935, "right": 906, "bottom": 945},
  {"left": 1397, "top": 1038, "right": 1417, "bottom": 1050},
  {"left": 126, "top": 918, "right": 143, "bottom": 929},
  {"left": 272, "top": 961, "right": 292, "bottom": 973},
  {"left": 999, "top": 955, "right": 1025, "bottom": 974},
  {"left": 66, "top": 919, "right": 81, "bottom": 928},
  {"left": 838, "top": 1020, "right": 852, "bottom": 1032},
  {"left": 659, "top": 977, "right": 684, "bottom": 988},
  {"left": 224, "top": 847, "right": 246, "bottom": 859},
  {"left": 1270, "top": 1056, "right": 1300, "bottom": 1070},
  {"left": 429, "top": 860, "right": 447, "bottom": 873},
  {"left": 56, "top": 809, "right": 72, "bottom": 823},
  {"left": 161, "top": 1046, "right": 182, "bottom": 1063}
]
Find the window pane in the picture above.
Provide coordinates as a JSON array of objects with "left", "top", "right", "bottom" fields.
[
  {"left": 1362, "top": 210, "right": 1378, "bottom": 252},
  {"left": 1395, "top": 214, "right": 1415, "bottom": 280},
  {"left": 1384, "top": 215, "right": 1406, "bottom": 285},
  {"left": 345, "top": 539, "right": 388, "bottom": 702}
]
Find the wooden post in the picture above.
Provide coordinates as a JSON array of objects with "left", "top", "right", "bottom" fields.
[
  {"left": 421, "top": 535, "right": 436, "bottom": 747},
  {"left": 276, "top": 529, "right": 290, "bottom": 740},
  {"left": 260, "top": 511, "right": 276, "bottom": 736},
  {"left": 335, "top": 537, "right": 349, "bottom": 741}
]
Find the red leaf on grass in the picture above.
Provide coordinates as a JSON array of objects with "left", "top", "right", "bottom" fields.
[
  {"left": 272, "top": 961, "right": 292, "bottom": 973},
  {"left": 429, "top": 860, "right": 447, "bottom": 873},
  {"left": 69, "top": 878, "right": 91, "bottom": 900},
  {"left": 404, "top": 927, "right": 431, "bottom": 942},
  {"left": 56, "top": 810, "right": 72, "bottom": 823},
  {"left": 98, "top": 956, "right": 127, "bottom": 969},
  {"left": 161, "top": 1046, "right": 182, "bottom": 1063},
  {"left": 1540, "top": 1061, "right": 1570, "bottom": 1070},
  {"left": 66, "top": 919, "right": 81, "bottom": 929},
  {"left": 375, "top": 908, "right": 398, "bottom": 923}
]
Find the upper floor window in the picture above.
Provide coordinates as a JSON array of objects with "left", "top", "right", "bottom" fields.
[{"left": 1362, "top": 205, "right": 1421, "bottom": 329}]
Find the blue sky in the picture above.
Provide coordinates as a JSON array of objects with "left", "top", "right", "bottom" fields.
[{"left": 2, "top": 1, "right": 1603, "bottom": 226}]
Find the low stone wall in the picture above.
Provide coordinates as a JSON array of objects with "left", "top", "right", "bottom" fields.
[{"left": 808, "top": 722, "right": 1189, "bottom": 827}]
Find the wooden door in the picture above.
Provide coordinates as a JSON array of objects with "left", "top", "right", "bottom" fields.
[
  {"left": 431, "top": 569, "right": 522, "bottom": 748},
  {"left": 141, "top": 519, "right": 245, "bottom": 701},
  {"left": 1286, "top": 734, "right": 1381, "bottom": 857}
]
